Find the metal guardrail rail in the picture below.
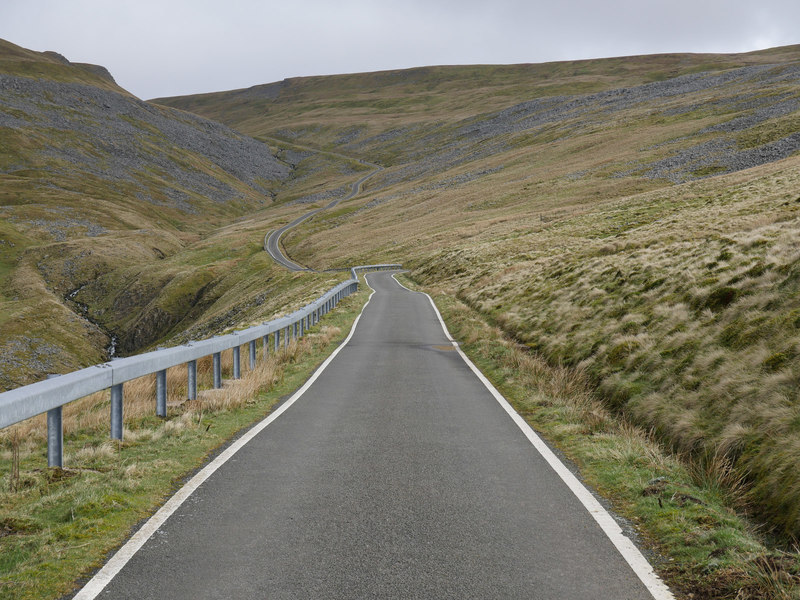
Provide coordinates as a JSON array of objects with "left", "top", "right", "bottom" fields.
[{"left": 0, "top": 264, "right": 402, "bottom": 467}]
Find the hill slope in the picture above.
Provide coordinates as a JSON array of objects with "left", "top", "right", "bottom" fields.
[
  {"left": 0, "top": 39, "right": 351, "bottom": 389},
  {"left": 157, "top": 46, "right": 800, "bottom": 543}
]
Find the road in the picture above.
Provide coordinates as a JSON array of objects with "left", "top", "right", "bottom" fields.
[
  {"left": 81, "top": 271, "right": 670, "bottom": 599},
  {"left": 264, "top": 164, "right": 383, "bottom": 271}
]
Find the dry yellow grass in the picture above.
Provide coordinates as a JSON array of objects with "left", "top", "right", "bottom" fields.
[{"left": 1, "top": 326, "right": 342, "bottom": 465}]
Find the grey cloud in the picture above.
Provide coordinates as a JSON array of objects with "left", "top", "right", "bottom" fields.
[{"left": 0, "top": 0, "right": 798, "bottom": 99}]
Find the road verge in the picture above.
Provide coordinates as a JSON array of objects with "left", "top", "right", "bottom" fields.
[
  {"left": 0, "top": 283, "right": 372, "bottom": 600},
  {"left": 397, "top": 274, "right": 800, "bottom": 600}
]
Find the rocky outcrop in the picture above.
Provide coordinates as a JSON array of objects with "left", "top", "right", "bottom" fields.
[{"left": 0, "top": 73, "right": 289, "bottom": 211}]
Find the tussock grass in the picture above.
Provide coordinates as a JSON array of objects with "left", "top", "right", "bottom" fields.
[
  {"left": 416, "top": 281, "right": 800, "bottom": 599},
  {"left": 395, "top": 158, "right": 800, "bottom": 544}
]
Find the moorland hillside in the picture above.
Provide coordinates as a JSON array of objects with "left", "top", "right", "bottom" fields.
[
  {"left": 0, "top": 39, "right": 363, "bottom": 390},
  {"left": 159, "top": 46, "right": 800, "bottom": 539}
]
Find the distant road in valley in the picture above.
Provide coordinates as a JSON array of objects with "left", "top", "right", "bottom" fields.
[
  {"left": 81, "top": 271, "right": 671, "bottom": 600},
  {"left": 264, "top": 162, "right": 383, "bottom": 271}
]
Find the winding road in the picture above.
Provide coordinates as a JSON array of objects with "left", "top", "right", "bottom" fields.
[
  {"left": 79, "top": 272, "right": 672, "bottom": 599},
  {"left": 75, "top": 147, "right": 673, "bottom": 598},
  {"left": 264, "top": 162, "right": 383, "bottom": 271}
]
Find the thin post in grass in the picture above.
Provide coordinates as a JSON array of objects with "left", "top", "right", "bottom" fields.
[
  {"left": 274, "top": 330, "right": 279, "bottom": 353},
  {"left": 233, "top": 345, "right": 241, "bottom": 379},
  {"left": 46, "top": 407, "right": 63, "bottom": 468},
  {"left": 188, "top": 360, "right": 197, "bottom": 401},
  {"left": 156, "top": 369, "right": 167, "bottom": 417},
  {"left": 10, "top": 430, "right": 20, "bottom": 491},
  {"left": 284, "top": 326, "right": 289, "bottom": 349},
  {"left": 46, "top": 374, "right": 63, "bottom": 468},
  {"left": 110, "top": 383, "right": 123, "bottom": 440},
  {"left": 249, "top": 340, "right": 256, "bottom": 370},
  {"left": 213, "top": 352, "right": 222, "bottom": 389},
  {"left": 263, "top": 334, "right": 269, "bottom": 357},
  {"left": 299, "top": 318, "right": 304, "bottom": 338},
  {"left": 293, "top": 321, "right": 298, "bottom": 341}
]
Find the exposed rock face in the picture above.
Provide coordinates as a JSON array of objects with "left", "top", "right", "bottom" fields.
[
  {"left": 0, "top": 74, "right": 289, "bottom": 211},
  {"left": 0, "top": 48, "right": 295, "bottom": 389},
  {"left": 358, "top": 63, "right": 800, "bottom": 187}
]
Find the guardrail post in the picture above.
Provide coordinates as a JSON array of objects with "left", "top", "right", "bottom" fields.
[
  {"left": 233, "top": 345, "right": 241, "bottom": 379},
  {"left": 156, "top": 369, "right": 167, "bottom": 417},
  {"left": 45, "top": 374, "right": 63, "bottom": 468},
  {"left": 0, "top": 265, "right": 404, "bottom": 446},
  {"left": 213, "top": 352, "right": 222, "bottom": 389},
  {"left": 111, "top": 383, "right": 123, "bottom": 440},
  {"left": 47, "top": 406, "right": 63, "bottom": 468},
  {"left": 188, "top": 360, "right": 197, "bottom": 401}
]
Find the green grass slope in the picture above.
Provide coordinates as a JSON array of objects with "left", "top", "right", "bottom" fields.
[{"left": 154, "top": 45, "right": 800, "bottom": 155}]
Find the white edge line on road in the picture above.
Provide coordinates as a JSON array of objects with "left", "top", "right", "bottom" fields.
[
  {"left": 73, "top": 278, "right": 377, "bottom": 600},
  {"left": 400, "top": 275, "right": 675, "bottom": 600}
]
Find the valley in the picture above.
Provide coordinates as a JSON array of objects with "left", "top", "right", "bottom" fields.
[{"left": 3, "top": 37, "right": 800, "bottom": 598}]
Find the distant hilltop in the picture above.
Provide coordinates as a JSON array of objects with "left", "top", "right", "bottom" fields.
[{"left": 41, "top": 49, "right": 117, "bottom": 83}]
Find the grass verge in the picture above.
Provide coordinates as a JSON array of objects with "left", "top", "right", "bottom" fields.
[
  {"left": 0, "top": 281, "right": 371, "bottom": 600},
  {"left": 398, "top": 274, "right": 800, "bottom": 600}
]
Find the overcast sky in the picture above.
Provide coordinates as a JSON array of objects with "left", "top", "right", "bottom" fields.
[{"left": 1, "top": 0, "right": 798, "bottom": 100}]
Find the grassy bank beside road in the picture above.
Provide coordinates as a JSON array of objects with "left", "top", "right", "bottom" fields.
[
  {"left": 0, "top": 283, "right": 370, "bottom": 600},
  {"left": 400, "top": 275, "right": 800, "bottom": 599}
]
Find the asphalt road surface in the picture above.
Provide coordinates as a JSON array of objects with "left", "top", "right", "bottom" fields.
[
  {"left": 88, "top": 272, "right": 667, "bottom": 599},
  {"left": 264, "top": 165, "right": 383, "bottom": 271}
]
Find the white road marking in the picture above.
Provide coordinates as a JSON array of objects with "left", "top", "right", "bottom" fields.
[
  {"left": 394, "top": 273, "right": 675, "bottom": 600},
  {"left": 76, "top": 271, "right": 673, "bottom": 599},
  {"left": 73, "top": 279, "right": 377, "bottom": 600}
]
